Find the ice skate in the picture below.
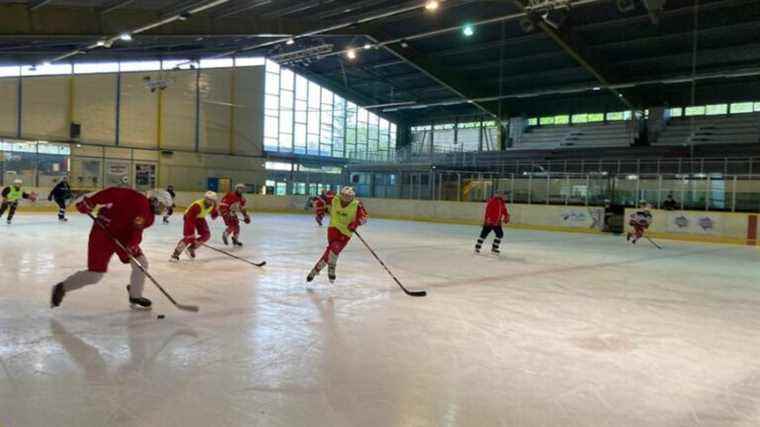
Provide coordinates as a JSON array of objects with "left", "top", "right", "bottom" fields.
[
  {"left": 186, "top": 245, "right": 196, "bottom": 259},
  {"left": 127, "top": 286, "right": 152, "bottom": 310},
  {"left": 232, "top": 237, "right": 243, "bottom": 247},
  {"left": 328, "top": 264, "right": 336, "bottom": 283},
  {"left": 307, "top": 261, "right": 326, "bottom": 282},
  {"left": 222, "top": 231, "right": 229, "bottom": 245}
]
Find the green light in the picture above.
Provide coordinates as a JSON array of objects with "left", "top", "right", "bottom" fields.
[{"left": 462, "top": 24, "right": 474, "bottom": 37}]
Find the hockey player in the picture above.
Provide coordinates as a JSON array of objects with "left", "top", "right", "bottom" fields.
[
  {"left": 50, "top": 188, "right": 173, "bottom": 309},
  {"left": 307, "top": 186, "right": 367, "bottom": 283},
  {"left": 0, "top": 179, "right": 37, "bottom": 224},
  {"left": 474, "top": 191, "right": 510, "bottom": 255},
  {"left": 170, "top": 191, "right": 219, "bottom": 261},
  {"left": 312, "top": 189, "right": 334, "bottom": 226},
  {"left": 627, "top": 202, "right": 653, "bottom": 244},
  {"left": 162, "top": 185, "right": 176, "bottom": 224},
  {"left": 220, "top": 183, "right": 251, "bottom": 247},
  {"left": 48, "top": 176, "right": 73, "bottom": 222}
]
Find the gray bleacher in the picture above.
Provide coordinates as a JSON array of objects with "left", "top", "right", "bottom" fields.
[
  {"left": 654, "top": 112, "right": 760, "bottom": 146},
  {"left": 512, "top": 121, "right": 634, "bottom": 150}
]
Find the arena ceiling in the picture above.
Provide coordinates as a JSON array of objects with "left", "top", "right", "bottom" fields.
[{"left": 1, "top": 0, "right": 759, "bottom": 123}]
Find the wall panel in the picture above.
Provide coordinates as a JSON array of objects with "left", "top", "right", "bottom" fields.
[
  {"left": 233, "top": 66, "right": 265, "bottom": 156},
  {"left": 161, "top": 70, "right": 196, "bottom": 151},
  {"left": 74, "top": 74, "right": 116, "bottom": 145},
  {"left": 199, "top": 69, "right": 232, "bottom": 154},
  {"left": 120, "top": 72, "right": 158, "bottom": 149},
  {"left": 0, "top": 78, "right": 18, "bottom": 136},
  {"left": 21, "top": 76, "right": 68, "bottom": 140}
]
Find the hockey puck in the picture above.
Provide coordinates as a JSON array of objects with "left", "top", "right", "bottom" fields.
[{"left": 157, "top": 314, "right": 165, "bottom": 319}]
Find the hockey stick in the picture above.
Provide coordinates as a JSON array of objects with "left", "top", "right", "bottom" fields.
[
  {"left": 198, "top": 242, "right": 266, "bottom": 267},
  {"left": 87, "top": 213, "right": 200, "bottom": 312},
  {"left": 354, "top": 231, "right": 427, "bottom": 297},
  {"left": 645, "top": 236, "right": 663, "bottom": 250}
]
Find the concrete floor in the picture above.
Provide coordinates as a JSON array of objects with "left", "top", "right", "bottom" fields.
[{"left": 1, "top": 211, "right": 760, "bottom": 427}]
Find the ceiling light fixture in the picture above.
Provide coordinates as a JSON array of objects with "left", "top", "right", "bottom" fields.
[
  {"left": 119, "top": 33, "right": 132, "bottom": 41},
  {"left": 425, "top": 0, "right": 439, "bottom": 11},
  {"left": 363, "top": 43, "right": 372, "bottom": 50},
  {"left": 462, "top": 24, "right": 475, "bottom": 37},
  {"left": 286, "top": 38, "right": 295, "bottom": 45},
  {"left": 346, "top": 48, "right": 357, "bottom": 60}
]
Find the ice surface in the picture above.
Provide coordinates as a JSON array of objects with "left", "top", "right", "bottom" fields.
[{"left": 2, "top": 212, "right": 760, "bottom": 426}]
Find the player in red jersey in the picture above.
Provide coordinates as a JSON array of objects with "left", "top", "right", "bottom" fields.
[
  {"left": 474, "top": 191, "right": 510, "bottom": 255},
  {"left": 170, "top": 191, "right": 219, "bottom": 261},
  {"left": 312, "top": 189, "right": 335, "bottom": 227},
  {"left": 50, "top": 188, "right": 173, "bottom": 309},
  {"left": 220, "top": 184, "right": 251, "bottom": 247},
  {"left": 627, "top": 202, "right": 653, "bottom": 244}
]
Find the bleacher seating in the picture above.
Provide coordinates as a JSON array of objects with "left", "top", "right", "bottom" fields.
[
  {"left": 653, "top": 113, "right": 760, "bottom": 146},
  {"left": 512, "top": 122, "right": 634, "bottom": 150}
]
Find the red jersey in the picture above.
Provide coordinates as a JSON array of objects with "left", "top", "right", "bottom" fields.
[
  {"left": 483, "top": 196, "right": 509, "bottom": 226},
  {"left": 85, "top": 187, "right": 155, "bottom": 247},
  {"left": 220, "top": 192, "right": 247, "bottom": 216}
]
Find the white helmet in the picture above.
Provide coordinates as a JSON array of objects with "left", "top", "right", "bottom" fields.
[
  {"left": 13, "top": 179, "right": 22, "bottom": 185},
  {"left": 235, "top": 183, "right": 246, "bottom": 191},
  {"left": 147, "top": 189, "right": 173, "bottom": 208},
  {"left": 340, "top": 186, "right": 355, "bottom": 198},
  {"left": 204, "top": 191, "right": 218, "bottom": 201}
]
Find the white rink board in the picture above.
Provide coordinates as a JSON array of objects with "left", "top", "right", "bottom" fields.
[{"left": 1, "top": 212, "right": 760, "bottom": 427}]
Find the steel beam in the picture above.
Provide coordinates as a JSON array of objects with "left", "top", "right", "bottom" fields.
[
  {"left": 0, "top": 4, "right": 313, "bottom": 37},
  {"left": 28, "top": 0, "right": 55, "bottom": 11},
  {"left": 512, "top": 0, "right": 635, "bottom": 109}
]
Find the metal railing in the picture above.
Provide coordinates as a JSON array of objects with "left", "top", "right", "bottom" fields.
[{"left": 353, "top": 170, "right": 760, "bottom": 213}]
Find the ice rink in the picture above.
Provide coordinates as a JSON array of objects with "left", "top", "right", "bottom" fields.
[{"left": 2, "top": 211, "right": 760, "bottom": 427}]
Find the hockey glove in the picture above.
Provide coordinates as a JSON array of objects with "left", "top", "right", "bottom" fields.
[{"left": 76, "top": 198, "right": 94, "bottom": 214}]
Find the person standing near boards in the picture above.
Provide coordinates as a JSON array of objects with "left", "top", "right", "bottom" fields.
[
  {"left": 48, "top": 176, "right": 73, "bottom": 222},
  {"left": 474, "top": 191, "right": 510, "bottom": 255}
]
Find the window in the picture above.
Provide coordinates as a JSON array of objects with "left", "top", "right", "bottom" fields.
[
  {"left": 119, "top": 61, "right": 161, "bottom": 72},
  {"left": 265, "top": 161, "right": 291, "bottom": 171},
  {"left": 705, "top": 104, "right": 728, "bottom": 116},
  {"left": 357, "top": 108, "right": 369, "bottom": 160},
  {"left": 261, "top": 61, "right": 397, "bottom": 160},
  {"left": 22, "top": 63, "right": 72, "bottom": 76},
  {"left": 161, "top": 59, "right": 194, "bottom": 70},
  {"left": 539, "top": 116, "right": 555, "bottom": 125},
  {"left": 73, "top": 62, "right": 119, "bottom": 74},
  {"left": 730, "top": 102, "right": 753, "bottom": 114},
  {"left": 234, "top": 57, "right": 265, "bottom": 67},
  {"left": 606, "top": 111, "right": 631, "bottom": 121},
  {"left": 527, "top": 118, "right": 538, "bottom": 126},
  {"left": 587, "top": 113, "right": 604, "bottom": 122},
  {"left": 389, "top": 123, "right": 397, "bottom": 152},
  {"left": 333, "top": 96, "right": 346, "bottom": 158},
  {"left": 0, "top": 66, "right": 20, "bottom": 77},
  {"left": 200, "top": 58, "right": 233, "bottom": 69},
  {"left": 669, "top": 108, "right": 683, "bottom": 118},
  {"left": 755, "top": 102, "right": 760, "bottom": 112},
  {"left": 554, "top": 115, "right": 569, "bottom": 125},
  {"left": 684, "top": 106, "right": 706, "bottom": 116},
  {"left": 571, "top": 114, "right": 588, "bottom": 124}
]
